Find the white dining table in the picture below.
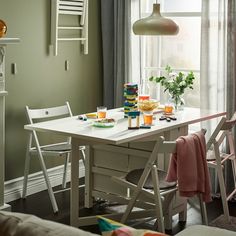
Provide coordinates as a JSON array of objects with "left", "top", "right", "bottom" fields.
[{"left": 24, "top": 107, "right": 226, "bottom": 227}]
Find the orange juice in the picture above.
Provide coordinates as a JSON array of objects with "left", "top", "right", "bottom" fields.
[
  {"left": 164, "top": 105, "right": 173, "bottom": 114},
  {"left": 143, "top": 113, "right": 153, "bottom": 125},
  {"left": 139, "top": 95, "right": 150, "bottom": 101},
  {"left": 97, "top": 111, "right": 106, "bottom": 118},
  {"left": 97, "top": 106, "right": 107, "bottom": 118}
]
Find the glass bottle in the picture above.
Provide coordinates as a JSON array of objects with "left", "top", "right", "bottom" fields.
[{"left": 139, "top": 79, "right": 150, "bottom": 101}]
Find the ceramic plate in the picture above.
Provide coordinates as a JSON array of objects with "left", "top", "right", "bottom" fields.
[{"left": 93, "top": 118, "right": 115, "bottom": 128}]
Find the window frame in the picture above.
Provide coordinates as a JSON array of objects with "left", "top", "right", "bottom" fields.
[{"left": 131, "top": 0, "right": 202, "bottom": 107}]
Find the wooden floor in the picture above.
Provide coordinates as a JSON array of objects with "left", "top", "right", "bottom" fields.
[{"left": 8, "top": 182, "right": 236, "bottom": 235}]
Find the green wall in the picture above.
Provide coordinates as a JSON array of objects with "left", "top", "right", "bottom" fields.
[{"left": 0, "top": 0, "right": 103, "bottom": 180}]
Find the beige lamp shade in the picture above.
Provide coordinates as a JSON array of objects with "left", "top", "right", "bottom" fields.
[{"left": 133, "top": 3, "right": 179, "bottom": 35}]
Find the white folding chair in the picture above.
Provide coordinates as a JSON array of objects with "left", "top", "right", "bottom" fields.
[
  {"left": 22, "top": 102, "right": 85, "bottom": 213},
  {"left": 206, "top": 112, "right": 236, "bottom": 222},
  {"left": 113, "top": 135, "right": 208, "bottom": 233},
  {"left": 51, "top": 0, "right": 89, "bottom": 56}
]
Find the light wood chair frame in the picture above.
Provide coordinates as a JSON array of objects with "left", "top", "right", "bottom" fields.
[
  {"left": 206, "top": 112, "right": 236, "bottom": 222},
  {"left": 22, "top": 102, "right": 85, "bottom": 213},
  {"left": 113, "top": 136, "right": 208, "bottom": 233}
]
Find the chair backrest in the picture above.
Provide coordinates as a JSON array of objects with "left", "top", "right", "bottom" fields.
[
  {"left": 26, "top": 102, "right": 72, "bottom": 124},
  {"left": 206, "top": 112, "right": 236, "bottom": 153},
  {"left": 135, "top": 136, "right": 176, "bottom": 190},
  {"left": 58, "top": 0, "right": 87, "bottom": 25},
  {"left": 25, "top": 102, "right": 73, "bottom": 149}
]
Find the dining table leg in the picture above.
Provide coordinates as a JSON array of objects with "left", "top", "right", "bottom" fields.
[
  {"left": 70, "top": 138, "right": 80, "bottom": 227},
  {"left": 85, "top": 145, "right": 94, "bottom": 208}
]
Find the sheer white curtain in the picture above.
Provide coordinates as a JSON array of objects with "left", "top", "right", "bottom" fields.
[
  {"left": 200, "top": 0, "right": 228, "bottom": 137},
  {"left": 200, "top": 0, "right": 227, "bottom": 111},
  {"left": 227, "top": 0, "right": 236, "bottom": 117},
  {"left": 201, "top": 0, "right": 236, "bottom": 193}
]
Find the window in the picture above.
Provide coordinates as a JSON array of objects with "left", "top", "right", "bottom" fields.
[{"left": 131, "top": 0, "right": 202, "bottom": 107}]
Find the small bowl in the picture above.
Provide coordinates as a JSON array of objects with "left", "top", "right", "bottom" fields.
[{"left": 138, "top": 99, "right": 159, "bottom": 112}]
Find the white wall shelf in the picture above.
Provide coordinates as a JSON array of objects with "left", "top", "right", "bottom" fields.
[
  {"left": 0, "top": 37, "right": 20, "bottom": 211},
  {"left": 50, "top": 0, "right": 89, "bottom": 56},
  {"left": 0, "top": 38, "right": 20, "bottom": 44}
]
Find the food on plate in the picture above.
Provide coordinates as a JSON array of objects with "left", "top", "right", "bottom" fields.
[
  {"left": 85, "top": 113, "right": 97, "bottom": 119},
  {"left": 93, "top": 118, "right": 116, "bottom": 128},
  {"left": 95, "top": 118, "right": 115, "bottom": 123}
]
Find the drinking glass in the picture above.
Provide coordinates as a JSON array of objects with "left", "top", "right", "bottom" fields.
[
  {"left": 143, "top": 111, "right": 153, "bottom": 126},
  {"left": 164, "top": 104, "right": 174, "bottom": 114},
  {"left": 97, "top": 106, "right": 107, "bottom": 119}
]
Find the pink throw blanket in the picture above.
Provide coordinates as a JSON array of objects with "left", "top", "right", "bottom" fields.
[{"left": 166, "top": 130, "right": 212, "bottom": 202}]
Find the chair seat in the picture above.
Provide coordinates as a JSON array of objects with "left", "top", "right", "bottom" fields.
[
  {"left": 125, "top": 168, "right": 177, "bottom": 190},
  {"left": 207, "top": 150, "right": 232, "bottom": 162},
  {"left": 31, "top": 143, "right": 85, "bottom": 152},
  {"left": 42, "top": 143, "right": 71, "bottom": 152}
]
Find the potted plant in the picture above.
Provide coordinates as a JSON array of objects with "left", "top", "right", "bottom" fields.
[{"left": 149, "top": 65, "right": 195, "bottom": 110}]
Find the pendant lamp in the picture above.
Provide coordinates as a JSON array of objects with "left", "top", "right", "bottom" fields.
[{"left": 133, "top": 3, "right": 179, "bottom": 35}]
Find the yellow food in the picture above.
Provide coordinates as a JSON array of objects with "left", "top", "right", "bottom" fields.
[
  {"left": 138, "top": 99, "right": 159, "bottom": 111},
  {"left": 86, "top": 113, "right": 97, "bottom": 119}
]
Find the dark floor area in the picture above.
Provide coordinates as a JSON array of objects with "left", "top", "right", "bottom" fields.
[{"left": 8, "top": 183, "right": 236, "bottom": 235}]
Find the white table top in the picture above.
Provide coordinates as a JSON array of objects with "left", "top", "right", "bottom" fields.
[{"left": 24, "top": 107, "right": 226, "bottom": 145}]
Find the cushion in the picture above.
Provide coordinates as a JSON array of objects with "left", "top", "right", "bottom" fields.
[
  {"left": 125, "top": 169, "right": 176, "bottom": 190},
  {"left": 97, "top": 216, "right": 168, "bottom": 236},
  {"left": 175, "top": 225, "right": 236, "bottom": 236},
  {"left": 0, "top": 211, "right": 98, "bottom": 236}
]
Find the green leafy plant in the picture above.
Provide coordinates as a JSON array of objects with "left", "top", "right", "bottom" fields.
[{"left": 149, "top": 65, "right": 195, "bottom": 109}]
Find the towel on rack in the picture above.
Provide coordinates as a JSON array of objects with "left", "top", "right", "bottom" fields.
[{"left": 166, "top": 130, "right": 212, "bottom": 202}]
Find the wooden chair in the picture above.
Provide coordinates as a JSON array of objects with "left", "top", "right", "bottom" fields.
[
  {"left": 206, "top": 112, "right": 236, "bottom": 222},
  {"left": 113, "top": 134, "right": 208, "bottom": 233},
  {"left": 22, "top": 102, "right": 85, "bottom": 213}
]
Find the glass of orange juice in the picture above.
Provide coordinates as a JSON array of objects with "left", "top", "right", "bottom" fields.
[
  {"left": 164, "top": 104, "right": 174, "bottom": 114},
  {"left": 143, "top": 111, "right": 153, "bottom": 126},
  {"left": 139, "top": 94, "right": 150, "bottom": 101},
  {"left": 97, "top": 106, "right": 107, "bottom": 119}
]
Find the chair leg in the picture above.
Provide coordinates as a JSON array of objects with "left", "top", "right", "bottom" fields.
[
  {"left": 121, "top": 187, "right": 140, "bottom": 223},
  {"left": 179, "top": 201, "right": 187, "bottom": 222},
  {"left": 38, "top": 153, "right": 58, "bottom": 213},
  {"left": 164, "top": 213, "right": 172, "bottom": 231},
  {"left": 80, "top": 148, "right": 86, "bottom": 166},
  {"left": 216, "top": 163, "right": 230, "bottom": 221},
  {"left": 22, "top": 150, "right": 31, "bottom": 198},
  {"left": 214, "top": 168, "right": 218, "bottom": 195},
  {"left": 151, "top": 165, "right": 165, "bottom": 233},
  {"left": 62, "top": 153, "right": 70, "bottom": 189},
  {"left": 163, "top": 192, "right": 176, "bottom": 230},
  {"left": 198, "top": 194, "right": 208, "bottom": 225},
  {"left": 231, "top": 158, "right": 236, "bottom": 193},
  {"left": 121, "top": 165, "right": 153, "bottom": 224}
]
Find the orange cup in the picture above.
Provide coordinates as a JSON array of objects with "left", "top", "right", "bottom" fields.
[
  {"left": 97, "top": 106, "right": 107, "bottom": 119},
  {"left": 164, "top": 104, "right": 173, "bottom": 114},
  {"left": 143, "top": 111, "right": 153, "bottom": 125}
]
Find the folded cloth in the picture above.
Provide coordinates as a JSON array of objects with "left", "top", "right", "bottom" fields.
[{"left": 166, "top": 130, "right": 212, "bottom": 202}]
